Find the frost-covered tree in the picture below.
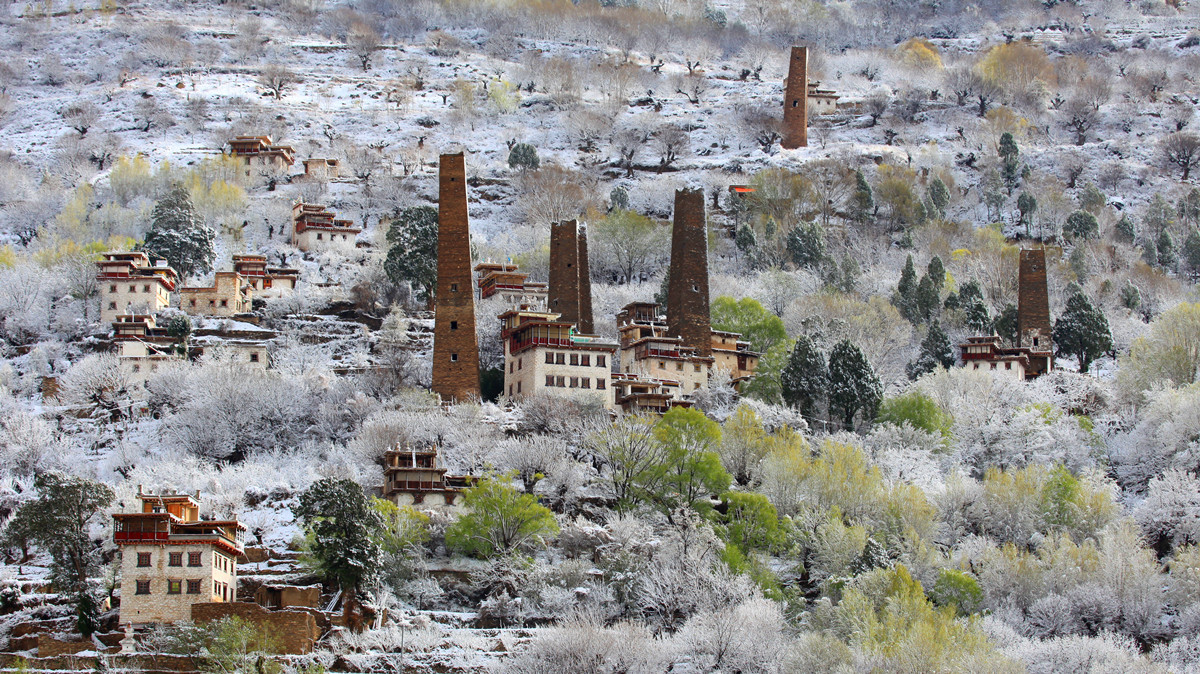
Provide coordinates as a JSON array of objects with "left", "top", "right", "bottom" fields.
[
  {"left": 1054, "top": 285, "right": 1112, "bottom": 373},
  {"left": 507, "top": 143, "right": 540, "bottom": 172},
  {"left": 1162, "top": 131, "right": 1199, "bottom": 181},
  {"left": 1017, "top": 191, "right": 1037, "bottom": 236},
  {"left": 5, "top": 472, "right": 114, "bottom": 637},
  {"left": 1158, "top": 229, "right": 1178, "bottom": 271},
  {"left": 850, "top": 169, "right": 874, "bottom": 224},
  {"left": 786, "top": 220, "right": 825, "bottom": 269},
  {"left": 907, "top": 321, "right": 955, "bottom": 380},
  {"left": 893, "top": 254, "right": 918, "bottom": 322},
  {"left": 828, "top": 339, "right": 882, "bottom": 430},
  {"left": 141, "top": 185, "right": 215, "bottom": 281},
  {"left": 384, "top": 206, "right": 439, "bottom": 304},
  {"left": 1063, "top": 210, "right": 1098, "bottom": 240},
  {"left": 295, "top": 478, "right": 384, "bottom": 631},
  {"left": 781, "top": 334, "right": 827, "bottom": 419}
]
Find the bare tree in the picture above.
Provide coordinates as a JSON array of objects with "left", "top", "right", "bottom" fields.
[
  {"left": 517, "top": 165, "right": 598, "bottom": 225},
  {"left": 653, "top": 124, "right": 689, "bottom": 172},
  {"left": 673, "top": 73, "right": 709, "bottom": 105},
  {"left": 612, "top": 127, "right": 643, "bottom": 178},
  {"left": 864, "top": 92, "right": 889, "bottom": 127},
  {"left": 1063, "top": 97, "right": 1098, "bottom": 146},
  {"left": 258, "top": 64, "right": 298, "bottom": 100},
  {"left": 567, "top": 111, "right": 613, "bottom": 154},
  {"left": 1162, "top": 132, "right": 1200, "bottom": 181},
  {"left": 742, "top": 108, "right": 781, "bottom": 154},
  {"left": 61, "top": 103, "right": 98, "bottom": 137},
  {"left": 133, "top": 97, "right": 175, "bottom": 133},
  {"left": 348, "top": 23, "right": 381, "bottom": 72}
]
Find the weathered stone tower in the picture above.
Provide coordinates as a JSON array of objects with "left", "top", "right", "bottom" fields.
[
  {"left": 577, "top": 224, "right": 594, "bottom": 335},
  {"left": 548, "top": 220, "right": 581, "bottom": 328},
  {"left": 666, "top": 188, "right": 712, "bottom": 357},
  {"left": 1017, "top": 247, "right": 1054, "bottom": 377},
  {"left": 781, "top": 46, "right": 809, "bottom": 150},
  {"left": 431, "top": 154, "right": 480, "bottom": 402},
  {"left": 1017, "top": 248, "right": 1051, "bottom": 350}
]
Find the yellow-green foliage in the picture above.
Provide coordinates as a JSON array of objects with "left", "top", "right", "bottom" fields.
[
  {"left": 488, "top": 78, "right": 519, "bottom": 113},
  {"left": 0, "top": 245, "right": 16, "bottom": 268},
  {"left": 817, "top": 565, "right": 1019, "bottom": 672},
  {"left": 978, "top": 464, "right": 1118, "bottom": 545},
  {"left": 897, "top": 38, "right": 943, "bottom": 71},
  {"left": 1168, "top": 544, "right": 1200, "bottom": 607},
  {"left": 109, "top": 154, "right": 157, "bottom": 205},
  {"left": 1118, "top": 303, "right": 1200, "bottom": 401},
  {"left": 876, "top": 389, "right": 954, "bottom": 440}
]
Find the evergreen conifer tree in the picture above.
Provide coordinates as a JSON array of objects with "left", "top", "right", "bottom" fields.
[
  {"left": 828, "top": 339, "right": 882, "bottom": 430},
  {"left": 1158, "top": 229, "right": 1178, "bottom": 270},
  {"left": 1053, "top": 285, "right": 1113, "bottom": 373},
  {"left": 907, "top": 320, "right": 955, "bottom": 380},
  {"left": 893, "top": 254, "right": 918, "bottom": 321},
  {"left": 780, "top": 335, "right": 828, "bottom": 419},
  {"left": 851, "top": 169, "right": 874, "bottom": 224},
  {"left": 1182, "top": 230, "right": 1200, "bottom": 279},
  {"left": 142, "top": 185, "right": 215, "bottom": 280}
]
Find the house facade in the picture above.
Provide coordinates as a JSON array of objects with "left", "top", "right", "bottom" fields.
[
  {"left": 113, "top": 489, "right": 245, "bottom": 626},
  {"left": 475, "top": 261, "right": 548, "bottom": 308},
  {"left": 291, "top": 202, "right": 361, "bottom": 254},
  {"left": 232, "top": 255, "right": 299, "bottom": 298},
  {"left": 180, "top": 272, "right": 252, "bottom": 317},
  {"left": 499, "top": 307, "right": 618, "bottom": 409},
  {"left": 227, "top": 135, "right": 296, "bottom": 177},
  {"left": 97, "top": 252, "right": 178, "bottom": 325},
  {"left": 382, "top": 446, "right": 475, "bottom": 508},
  {"left": 112, "top": 314, "right": 180, "bottom": 384}
]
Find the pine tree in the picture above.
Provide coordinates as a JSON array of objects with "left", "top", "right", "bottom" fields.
[
  {"left": 786, "top": 221, "right": 826, "bottom": 269},
  {"left": 1142, "top": 237, "right": 1159, "bottom": 267},
  {"left": 1064, "top": 210, "right": 1098, "bottom": 240},
  {"left": 735, "top": 224, "right": 758, "bottom": 266},
  {"left": 1017, "top": 192, "right": 1037, "bottom": 237},
  {"left": 1078, "top": 182, "right": 1106, "bottom": 215},
  {"left": 1119, "top": 281, "right": 1141, "bottom": 311},
  {"left": 851, "top": 169, "right": 874, "bottom": 224},
  {"left": 1053, "top": 285, "right": 1113, "bottom": 373},
  {"left": 915, "top": 273, "right": 939, "bottom": 323},
  {"left": 780, "top": 335, "right": 828, "bottom": 419},
  {"left": 998, "top": 132, "right": 1020, "bottom": 194},
  {"left": 1179, "top": 188, "right": 1200, "bottom": 228},
  {"left": 958, "top": 280, "right": 990, "bottom": 333},
  {"left": 906, "top": 320, "right": 956, "bottom": 380},
  {"left": 384, "top": 206, "right": 439, "bottom": 304},
  {"left": 1158, "top": 229, "right": 1178, "bottom": 270},
  {"left": 893, "top": 254, "right": 918, "bottom": 321},
  {"left": 927, "top": 177, "right": 950, "bottom": 218},
  {"left": 507, "top": 143, "right": 540, "bottom": 172},
  {"left": 1182, "top": 230, "right": 1200, "bottom": 279},
  {"left": 610, "top": 186, "right": 630, "bottom": 211},
  {"left": 296, "top": 478, "right": 385, "bottom": 630},
  {"left": 141, "top": 185, "right": 215, "bottom": 280},
  {"left": 994, "top": 303, "right": 1018, "bottom": 343},
  {"left": 1115, "top": 215, "right": 1136, "bottom": 243},
  {"left": 828, "top": 339, "right": 882, "bottom": 430},
  {"left": 926, "top": 256, "right": 945, "bottom": 294}
]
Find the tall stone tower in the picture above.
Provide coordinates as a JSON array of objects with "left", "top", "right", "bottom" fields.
[
  {"left": 577, "top": 224, "right": 594, "bottom": 335},
  {"left": 666, "top": 188, "right": 712, "bottom": 357},
  {"left": 431, "top": 154, "right": 480, "bottom": 402},
  {"left": 1017, "top": 248, "right": 1051, "bottom": 351},
  {"left": 781, "top": 46, "right": 809, "bottom": 150},
  {"left": 548, "top": 220, "right": 595, "bottom": 334}
]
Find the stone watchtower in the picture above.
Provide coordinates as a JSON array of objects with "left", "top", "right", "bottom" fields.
[
  {"left": 431, "top": 154, "right": 480, "bottom": 402},
  {"left": 547, "top": 220, "right": 595, "bottom": 334},
  {"left": 781, "top": 46, "right": 809, "bottom": 150},
  {"left": 1017, "top": 247, "right": 1054, "bottom": 378},
  {"left": 666, "top": 188, "right": 712, "bottom": 357}
]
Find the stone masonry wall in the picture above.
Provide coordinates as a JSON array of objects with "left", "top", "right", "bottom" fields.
[
  {"left": 782, "top": 46, "right": 809, "bottom": 149},
  {"left": 191, "top": 602, "right": 318, "bottom": 655},
  {"left": 578, "top": 224, "right": 595, "bottom": 334},
  {"left": 1017, "top": 248, "right": 1052, "bottom": 348},
  {"left": 666, "top": 189, "right": 712, "bottom": 357},
  {"left": 548, "top": 220, "right": 581, "bottom": 329},
  {"left": 431, "top": 153, "right": 481, "bottom": 402}
]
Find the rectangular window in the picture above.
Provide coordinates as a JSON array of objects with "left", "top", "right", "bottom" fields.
[
  {"left": 220, "top": 299, "right": 228, "bottom": 307},
  {"left": 570, "top": 354, "right": 579, "bottom": 366},
  {"left": 450, "top": 320, "right": 458, "bottom": 330},
  {"left": 136, "top": 580, "right": 151, "bottom": 595},
  {"left": 581, "top": 355, "right": 591, "bottom": 367},
  {"left": 137, "top": 552, "right": 151, "bottom": 567},
  {"left": 546, "top": 375, "right": 555, "bottom": 387},
  {"left": 676, "top": 363, "right": 684, "bottom": 371},
  {"left": 109, "top": 285, "right": 117, "bottom": 293},
  {"left": 188, "top": 552, "right": 202, "bottom": 567},
  {"left": 109, "top": 302, "right": 117, "bottom": 310},
  {"left": 556, "top": 376, "right": 565, "bottom": 387},
  {"left": 451, "top": 353, "right": 458, "bottom": 362},
  {"left": 518, "top": 358, "right": 522, "bottom": 370},
  {"left": 694, "top": 364, "right": 702, "bottom": 372},
  {"left": 582, "top": 378, "right": 591, "bottom": 389},
  {"left": 450, "top": 283, "right": 458, "bottom": 292},
  {"left": 1005, "top": 362, "right": 1012, "bottom": 370},
  {"left": 250, "top": 353, "right": 260, "bottom": 363},
  {"left": 190, "top": 299, "right": 197, "bottom": 307},
  {"left": 556, "top": 353, "right": 565, "bottom": 365},
  {"left": 187, "top": 579, "right": 202, "bottom": 594},
  {"left": 517, "top": 381, "right": 522, "bottom": 393},
  {"left": 129, "top": 285, "right": 136, "bottom": 292},
  {"left": 169, "top": 552, "right": 182, "bottom": 567},
  {"left": 658, "top": 361, "right": 665, "bottom": 370},
  {"left": 317, "top": 233, "right": 323, "bottom": 240},
  {"left": 168, "top": 580, "right": 182, "bottom": 595},
  {"left": 597, "top": 355, "right": 606, "bottom": 368},
  {"left": 597, "top": 379, "right": 606, "bottom": 390},
  {"left": 143, "top": 284, "right": 150, "bottom": 292},
  {"left": 570, "top": 377, "right": 579, "bottom": 388},
  {"left": 509, "top": 362, "right": 514, "bottom": 374},
  {"left": 508, "top": 385, "right": 513, "bottom": 397},
  {"left": 545, "top": 352, "right": 554, "bottom": 364}
]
